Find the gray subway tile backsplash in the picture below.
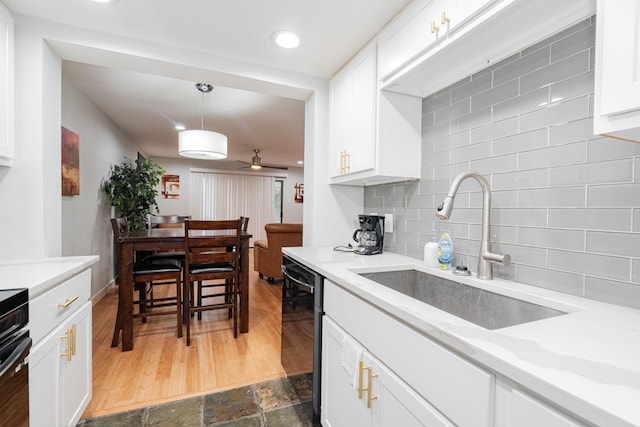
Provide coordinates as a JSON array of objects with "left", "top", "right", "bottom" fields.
[
  {"left": 493, "top": 46, "right": 550, "bottom": 87},
  {"left": 519, "top": 96, "right": 590, "bottom": 133},
  {"left": 588, "top": 183, "right": 640, "bottom": 207},
  {"left": 549, "top": 117, "right": 594, "bottom": 145},
  {"left": 520, "top": 50, "right": 590, "bottom": 94},
  {"left": 364, "top": 16, "right": 640, "bottom": 308}
]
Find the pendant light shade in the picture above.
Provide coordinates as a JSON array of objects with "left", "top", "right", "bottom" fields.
[
  {"left": 179, "top": 83, "right": 227, "bottom": 160},
  {"left": 179, "top": 130, "right": 227, "bottom": 159}
]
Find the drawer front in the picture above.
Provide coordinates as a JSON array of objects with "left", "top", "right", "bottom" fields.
[
  {"left": 29, "top": 269, "right": 91, "bottom": 345},
  {"left": 325, "top": 280, "right": 494, "bottom": 427}
]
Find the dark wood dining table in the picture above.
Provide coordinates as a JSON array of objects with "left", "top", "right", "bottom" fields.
[{"left": 112, "top": 227, "right": 252, "bottom": 351}]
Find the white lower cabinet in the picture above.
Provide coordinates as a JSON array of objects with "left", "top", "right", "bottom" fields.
[
  {"left": 30, "top": 301, "right": 92, "bottom": 427},
  {"left": 29, "top": 268, "right": 93, "bottom": 427},
  {"left": 322, "top": 316, "right": 453, "bottom": 427},
  {"left": 322, "top": 317, "right": 370, "bottom": 426},
  {"left": 323, "top": 280, "right": 494, "bottom": 426},
  {"left": 495, "top": 378, "right": 585, "bottom": 427}
]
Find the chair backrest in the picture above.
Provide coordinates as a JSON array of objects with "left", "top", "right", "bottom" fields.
[
  {"left": 110, "top": 218, "right": 129, "bottom": 280},
  {"left": 111, "top": 217, "right": 129, "bottom": 240},
  {"left": 240, "top": 216, "right": 250, "bottom": 232},
  {"left": 148, "top": 214, "right": 190, "bottom": 229},
  {"left": 184, "top": 219, "right": 242, "bottom": 273},
  {"left": 265, "top": 223, "right": 303, "bottom": 249}
]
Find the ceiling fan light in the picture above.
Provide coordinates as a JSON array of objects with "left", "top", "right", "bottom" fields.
[
  {"left": 251, "top": 164, "right": 262, "bottom": 170},
  {"left": 179, "top": 130, "right": 227, "bottom": 159}
]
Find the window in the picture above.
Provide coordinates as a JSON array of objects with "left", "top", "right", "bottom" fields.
[{"left": 274, "top": 179, "right": 283, "bottom": 223}]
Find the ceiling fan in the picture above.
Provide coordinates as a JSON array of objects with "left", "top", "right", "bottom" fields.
[{"left": 237, "top": 149, "right": 288, "bottom": 170}]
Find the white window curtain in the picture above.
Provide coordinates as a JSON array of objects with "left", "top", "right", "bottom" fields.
[{"left": 189, "top": 171, "right": 275, "bottom": 245}]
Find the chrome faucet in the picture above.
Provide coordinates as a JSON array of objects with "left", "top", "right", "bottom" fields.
[{"left": 436, "top": 171, "right": 510, "bottom": 280}]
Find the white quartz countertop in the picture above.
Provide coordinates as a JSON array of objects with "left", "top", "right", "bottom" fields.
[
  {"left": 0, "top": 256, "right": 99, "bottom": 299},
  {"left": 283, "top": 247, "right": 640, "bottom": 427}
]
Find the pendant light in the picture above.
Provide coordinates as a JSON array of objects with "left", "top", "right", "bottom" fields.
[{"left": 178, "top": 83, "right": 228, "bottom": 160}]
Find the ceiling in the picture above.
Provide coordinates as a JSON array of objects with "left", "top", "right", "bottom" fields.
[{"left": 3, "top": 0, "right": 411, "bottom": 168}]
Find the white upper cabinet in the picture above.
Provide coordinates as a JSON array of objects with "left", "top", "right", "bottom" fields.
[
  {"left": 377, "top": 0, "right": 444, "bottom": 80},
  {"left": 329, "top": 42, "right": 422, "bottom": 186},
  {"left": 380, "top": 0, "right": 595, "bottom": 97},
  {"left": 0, "top": 2, "right": 14, "bottom": 167},
  {"left": 377, "top": 0, "right": 496, "bottom": 81},
  {"left": 593, "top": 0, "right": 640, "bottom": 143},
  {"left": 329, "top": 44, "right": 377, "bottom": 178}
]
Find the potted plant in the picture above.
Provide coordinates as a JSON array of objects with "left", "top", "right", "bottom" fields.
[{"left": 103, "top": 157, "right": 166, "bottom": 230}]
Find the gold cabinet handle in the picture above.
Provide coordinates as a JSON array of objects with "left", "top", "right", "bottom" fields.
[
  {"left": 71, "top": 324, "right": 77, "bottom": 356},
  {"left": 58, "top": 296, "right": 79, "bottom": 308},
  {"left": 358, "top": 359, "right": 365, "bottom": 399},
  {"left": 441, "top": 11, "right": 451, "bottom": 25},
  {"left": 431, "top": 21, "right": 440, "bottom": 33},
  {"left": 339, "top": 149, "right": 351, "bottom": 174},
  {"left": 357, "top": 359, "right": 378, "bottom": 408},
  {"left": 365, "top": 365, "right": 378, "bottom": 408},
  {"left": 60, "top": 329, "right": 72, "bottom": 361}
]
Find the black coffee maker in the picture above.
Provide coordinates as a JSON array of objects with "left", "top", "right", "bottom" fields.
[{"left": 352, "top": 214, "right": 385, "bottom": 255}]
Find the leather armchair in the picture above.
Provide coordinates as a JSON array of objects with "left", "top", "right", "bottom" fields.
[{"left": 254, "top": 223, "right": 303, "bottom": 281}]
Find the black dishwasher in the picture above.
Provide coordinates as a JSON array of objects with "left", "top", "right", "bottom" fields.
[
  {"left": 281, "top": 255, "right": 324, "bottom": 423},
  {"left": 0, "top": 288, "right": 31, "bottom": 427}
]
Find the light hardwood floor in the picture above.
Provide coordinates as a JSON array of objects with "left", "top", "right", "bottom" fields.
[{"left": 81, "top": 249, "right": 291, "bottom": 419}]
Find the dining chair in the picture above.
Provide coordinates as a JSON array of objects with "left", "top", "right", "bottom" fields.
[
  {"left": 110, "top": 217, "right": 183, "bottom": 344},
  {"left": 143, "top": 214, "right": 191, "bottom": 305},
  {"left": 183, "top": 219, "right": 242, "bottom": 346}
]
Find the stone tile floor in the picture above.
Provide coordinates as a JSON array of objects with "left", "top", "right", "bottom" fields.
[{"left": 77, "top": 373, "right": 320, "bottom": 427}]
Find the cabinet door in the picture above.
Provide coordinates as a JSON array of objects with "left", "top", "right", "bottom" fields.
[
  {"left": 321, "top": 317, "right": 371, "bottom": 427},
  {"left": 329, "top": 44, "right": 376, "bottom": 179},
  {"left": 510, "top": 390, "right": 584, "bottom": 427},
  {"left": 0, "top": 2, "right": 13, "bottom": 167},
  {"left": 348, "top": 45, "right": 376, "bottom": 175},
  {"left": 445, "top": 0, "right": 494, "bottom": 34},
  {"left": 596, "top": 0, "right": 640, "bottom": 117},
  {"left": 329, "top": 69, "right": 352, "bottom": 177},
  {"left": 377, "top": 0, "right": 442, "bottom": 79},
  {"left": 30, "top": 329, "right": 62, "bottom": 427},
  {"left": 28, "top": 302, "right": 92, "bottom": 427},
  {"left": 60, "top": 302, "right": 92, "bottom": 427},
  {"left": 372, "top": 358, "right": 454, "bottom": 427}
]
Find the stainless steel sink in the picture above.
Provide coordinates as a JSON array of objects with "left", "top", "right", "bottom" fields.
[{"left": 358, "top": 269, "right": 566, "bottom": 329}]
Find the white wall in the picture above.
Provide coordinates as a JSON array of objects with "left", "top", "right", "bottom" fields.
[
  {"left": 282, "top": 167, "right": 304, "bottom": 224},
  {"left": 61, "top": 74, "right": 138, "bottom": 296},
  {"left": 0, "top": 16, "right": 59, "bottom": 259}
]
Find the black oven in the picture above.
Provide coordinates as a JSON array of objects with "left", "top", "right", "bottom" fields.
[
  {"left": 0, "top": 288, "right": 31, "bottom": 427},
  {"left": 281, "top": 255, "right": 324, "bottom": 423}
]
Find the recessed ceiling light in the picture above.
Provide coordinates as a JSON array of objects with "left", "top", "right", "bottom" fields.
[
  {"left": 175, "top": 124, "right": 186, "bottom": 131},
  {"left": 271, "top": 30, "right": 302, "bottom": 49},
  {"left": 91, "top": 0, "right": 119, "bottom": 5},
  {"left": 297, "top": 160, "right": 304, "bottom": 165}
]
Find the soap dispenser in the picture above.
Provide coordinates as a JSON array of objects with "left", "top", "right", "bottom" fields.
[
  {"left": 437, "top": 232, "right": 454, "bottom": 270},
  {"left": 424, "top": 237, "right": 439, "bottom": 268}
]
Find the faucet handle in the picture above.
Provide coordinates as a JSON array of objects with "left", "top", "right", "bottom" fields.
[
  {"left": 489, "top": 235, "right": 511, "bottom": 266},
  {"left": 492, "top": 234, "right": 504, "bottom": 254}
]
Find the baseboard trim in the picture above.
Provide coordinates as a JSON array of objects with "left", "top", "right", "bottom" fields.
[{"left": 92, "top": 279, "right": 116, "bottom": 306}]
